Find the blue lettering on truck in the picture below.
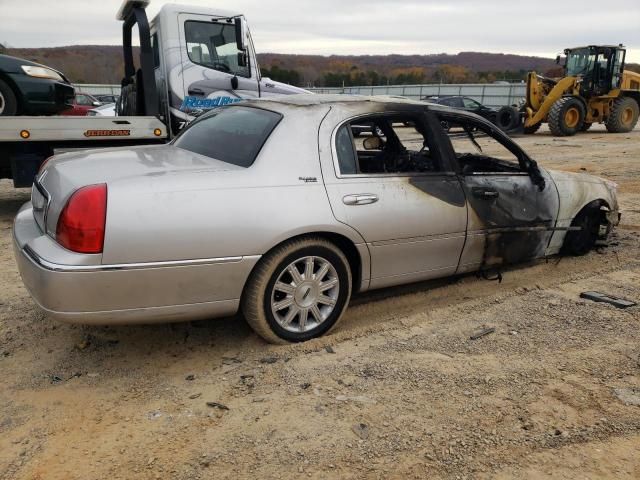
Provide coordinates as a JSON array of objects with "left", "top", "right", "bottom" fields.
[{"left": 180, "top": 95, "right": 243, "bottom": 112}]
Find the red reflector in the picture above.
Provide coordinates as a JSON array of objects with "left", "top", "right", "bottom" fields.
[{"left": 56, "top": 184, "right": 107, "bottom": 254}]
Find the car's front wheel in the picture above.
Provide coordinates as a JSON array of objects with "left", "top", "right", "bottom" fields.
[
  {"left": 0, "top": 79, "right": 18, "bottom": 116},
  {"left": 242, "top": 237, "right": 352, "bottom": 344}
]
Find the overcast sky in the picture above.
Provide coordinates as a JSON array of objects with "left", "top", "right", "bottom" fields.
[{"left": 1, "top": 0, "right": 639, "bottom": 62}]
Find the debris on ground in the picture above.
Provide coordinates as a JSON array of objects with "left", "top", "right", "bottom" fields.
[
  {"left": 470, "top": 327, "right": 496, "bottom": 340},
  {"left": 580, "top": 291, "right": 637, "bottom": 309},
  {"left": 613, "top": 388, "right": 640, "bottom": 406},
  {"left": 351, "top": 423, "right": 370, "bottom": 440},
  {"left": 206, "top": 402, "right": 229, "bottom": 411}
]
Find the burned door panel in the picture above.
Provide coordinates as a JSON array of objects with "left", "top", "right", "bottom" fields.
[{"left": 457, "top": 170, "right": 560, "bottom": 272}]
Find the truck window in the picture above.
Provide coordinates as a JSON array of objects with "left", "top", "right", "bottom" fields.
[
  {"left": 172, "top": 106, "right": 282, "bottom": 167},
  {"left": 185, "top": 21, "right": 250, "bottom": 78}
]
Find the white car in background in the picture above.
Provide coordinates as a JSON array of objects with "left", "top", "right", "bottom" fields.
[{"left": 87, "top": 103, "right": 116, "bottom": 117}]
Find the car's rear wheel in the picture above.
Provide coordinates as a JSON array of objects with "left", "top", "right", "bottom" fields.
[
  {"left": 242, "top": 237, "right": 352, "bottom": 344},
  {"left": 0, "top": 79, "right": 18, "bottom": 116}
]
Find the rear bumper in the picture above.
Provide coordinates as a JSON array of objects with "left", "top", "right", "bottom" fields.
[{"left": 13, "top": 204, "right": 259, "bottom": 325}]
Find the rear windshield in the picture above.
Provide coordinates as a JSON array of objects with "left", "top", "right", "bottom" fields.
[{"left": 173, "top": 106, "right": 282, "bottom": 167}]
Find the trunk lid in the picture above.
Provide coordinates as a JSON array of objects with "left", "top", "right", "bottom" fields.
[{"left": 33, "top": 144, "right": 242, "bottom": 236}]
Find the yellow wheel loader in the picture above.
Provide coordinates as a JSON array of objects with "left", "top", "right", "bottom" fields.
[{"left": 496, "top": 45, "right": 640, "bottom": 136}]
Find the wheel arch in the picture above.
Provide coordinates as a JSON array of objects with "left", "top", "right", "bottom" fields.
[
  {"left": 569, "top": 198, "right": 611, "bottom": 224},
  {"left": 245, "top": 231, "right": 368, "bottom": 297},
  {"left": 0, "top": 72, "right": 24, "bottom": 113}
]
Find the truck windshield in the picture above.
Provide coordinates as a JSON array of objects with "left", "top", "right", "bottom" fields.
[
  {"left": 172, "top": 106, "right": 282, "bottom": 167},
  {"left": 566, "top": 48, "right": 596, "bottom": 76},
  {"left": 185, "top": 21, "right": 249, "bottom": 77}
]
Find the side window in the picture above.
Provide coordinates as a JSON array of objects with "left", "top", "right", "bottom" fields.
[
  {"left": 185, "top": 21, "right": 250, "bottom": 78},
  {"left": 76, "top": 95, "right": 91, "bottom": 106},
  {"left": 437, "top": 114, "right": 524, "bottom": 174},
  {"left": 151, "top": 33, "right": 160, "bottom": 69},
  {"left": 335, "top": 114, "right": 446, "bottom": 175},
  {"left": 463, "top": 98, "right": 481, "bottom": 109}
]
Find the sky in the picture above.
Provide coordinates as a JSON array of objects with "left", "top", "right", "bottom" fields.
[{"left": 1, "top": 0, "right": 639, "bottom": 63}]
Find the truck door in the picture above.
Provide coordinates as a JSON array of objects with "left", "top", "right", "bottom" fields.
[{"left": 176, "top": 14, "right": 260, "bottom": 115}]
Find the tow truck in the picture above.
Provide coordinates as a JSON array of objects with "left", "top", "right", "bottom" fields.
[{"left": 0, "top": 0, "right": 306, "bottom": 188}]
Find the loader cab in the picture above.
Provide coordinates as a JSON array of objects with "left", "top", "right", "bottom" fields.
[{"left": 564, "top": 45, "right": 626, "bottom": 97}]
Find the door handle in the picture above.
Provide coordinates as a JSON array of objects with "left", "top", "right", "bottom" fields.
[
  {"left": 472, "top": 187, "right": 499, "bottom": 199},
  {"left": 188, "top": 88, "right": 205, "bottom": 96},
  {"left": 343, "top": 194, "right": 379, "bottom": 206}
]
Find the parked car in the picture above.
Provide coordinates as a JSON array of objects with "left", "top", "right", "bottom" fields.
[
  {"left": 94, "top": 94, "right": 119, "bottom": 104},
  {"left": 13, "top": 95, "right": 620, "bottom": 344},
  {"left": 60, "top": 92, "right": 101, "bottom": 116},
  {"left": 0, "top": 53, "right": 74, "bottom": 116},
  {"left": 424, "top": 95, "right": 498, "bottom": 126},
  {"left": 87, "top": 103, "right": 116, "bottom": 117}
]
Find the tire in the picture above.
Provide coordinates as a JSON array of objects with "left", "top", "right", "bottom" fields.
[
  {"left": 241, "top": 237, "right": 352, "bottom": 344},
  {"left": 524, "top": 122, "right": 542, "bottom": 134},
  {"left": 0, "top": 79, "right": 18, "bottom": 116},
  {"left": 496, "top": 106, "right": 521, "bottom": 131},
  {"left": 563, "top": 206, "right": 602, "bottom": 256},
  {"left": 548, "top": 96, "right": 585, "bottom": 136},
  {"left": 580, "top": 122, "right": 593, "bottom": 132},
  {"left": 605, "top": 96, "right": 639, "bottom": 133}
]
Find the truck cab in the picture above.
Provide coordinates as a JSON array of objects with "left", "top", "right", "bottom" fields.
[{"left": 118, "top": 1, "right": 307, "bottom": 135}]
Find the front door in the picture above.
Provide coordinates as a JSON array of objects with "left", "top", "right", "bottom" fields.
[
  {"left": 434, "top": 111, "right": 560, "bottom": 273},
  {"left": 319, "top": 108, "right": 468, "bottom": 289},
  {"left": 175, "top": 14, "right": 259, "bottom": 117}
]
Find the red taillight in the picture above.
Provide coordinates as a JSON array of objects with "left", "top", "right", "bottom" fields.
[{"left": 56, "top": 184, "right": 107, "bottom": 254}]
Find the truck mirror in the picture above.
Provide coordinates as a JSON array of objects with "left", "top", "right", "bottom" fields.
[
  {"left": 555, "top": 55, "right": 561, "bottom": 65},
  {"left": 235, "top": 17, "right": 247, "bottom": 52}
]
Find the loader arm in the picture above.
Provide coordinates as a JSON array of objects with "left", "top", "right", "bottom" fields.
[{"left": 525, "top": 76, "right": 578, "bottom": 127}]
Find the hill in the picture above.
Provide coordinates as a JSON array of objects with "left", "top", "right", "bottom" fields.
[{"left": 8, "top": 45, "right": 638, "bottom": 87}]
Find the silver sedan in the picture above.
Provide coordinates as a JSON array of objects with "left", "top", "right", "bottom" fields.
[{"left": 13, "top": 95, "right": 620, "bottom": 343}]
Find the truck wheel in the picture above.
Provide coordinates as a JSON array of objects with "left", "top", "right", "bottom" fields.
[
  {"left": 605, "top": 97, "right": 639, "bottom": 133},
  {"left": 496, "top": 106, "right": 520, "bottom": 131},
  {"left": 548, "top": 97, "right": 585, "bottom": 136},
  {"left": 0, "top": 79, "right": 18, "bottom": 116},
  {"left": 241, "top": 237, "right": 352, "bottom": 344},
  {"left": 580, "top": 122, "right": 593, "bottom": 132}
]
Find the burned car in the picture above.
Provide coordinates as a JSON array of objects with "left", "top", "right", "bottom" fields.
[{"left": 13, "top": 95, "right": 620, "bottom": 344}]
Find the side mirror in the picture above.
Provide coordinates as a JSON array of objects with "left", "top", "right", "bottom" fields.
[
  {"left": 234, "top": 17, "right": 247, "bottom": 52},
  {"left": 363, "top": 136, "right": 382, "bottom": 150},
  {"left": 92, "top": 101, "right": 101, "bottom": 106}
]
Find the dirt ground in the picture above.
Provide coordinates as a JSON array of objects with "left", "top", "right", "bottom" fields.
[{"left": 1, "top": 124, "right": 639, "bottom": 480}]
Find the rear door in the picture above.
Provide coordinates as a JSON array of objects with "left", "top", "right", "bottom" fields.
[
  {"left": 319, "top": 107, "right": 468, "bottom": 289},
  {"left": 434, "top": 111, "right": 560, "bottom": 272}
]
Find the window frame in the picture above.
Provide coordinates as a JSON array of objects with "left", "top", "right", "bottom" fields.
[
  {"left": 434, "top": 110, "right": 534, "bottom": 176},
  {"left": 184, "top": 20, "right": 251, "bottom": 79},
  {"left": 330, "top": 110, "right": 457, "bottom": 179}
]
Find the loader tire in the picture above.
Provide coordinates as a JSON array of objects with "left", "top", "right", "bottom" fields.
[
  {"left": 496, "top": 106, "right": 520, "bottom": 131},
  {"left": 605, "top": 96, "right": 639, "bottom": 133},
  {"left": 548, "top": 97, "right": 585, "bottom": 136},
  {"left": 524, "top": 122, "right": 541, "bottom": 134}
]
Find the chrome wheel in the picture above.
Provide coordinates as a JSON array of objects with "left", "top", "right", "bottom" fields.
[{"left": 270, "top": 255, "right": 339, "bottom": 333}]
